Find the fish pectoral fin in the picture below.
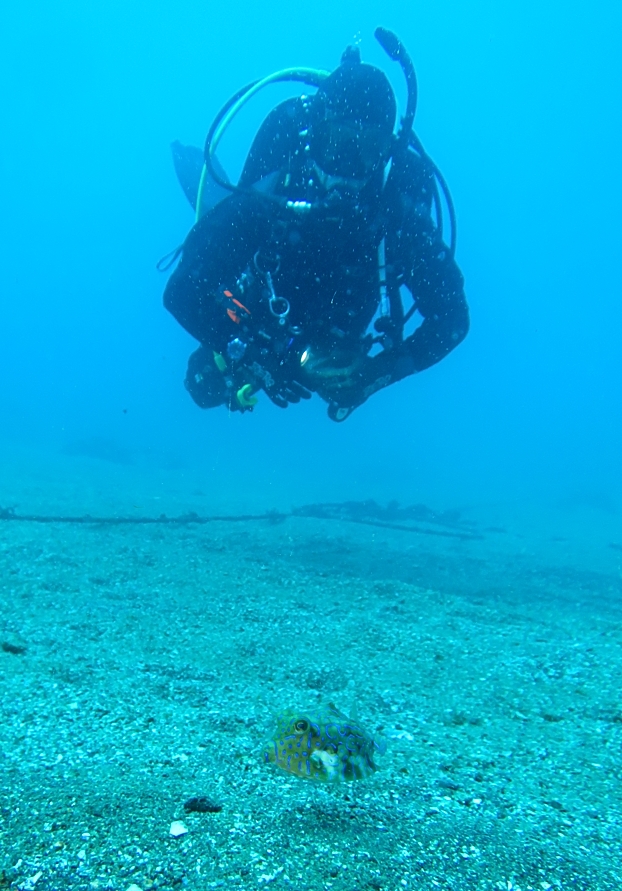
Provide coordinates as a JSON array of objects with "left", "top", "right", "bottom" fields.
[
  {"left": 312, "top": 748, "right": 337, "bottom": 766},
  {"left": 373, "top": 734, "right": 387, "bottom": 756},
  {"left": 311, "top": 748, "right": 341, "bottom": 780},
  {"left": 326, "top": 701, "right": 350, "bottom": 720}
]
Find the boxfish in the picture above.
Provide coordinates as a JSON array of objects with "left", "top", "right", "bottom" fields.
[{"left": 262, "top": 702, "right": 386, "bottom": 782}]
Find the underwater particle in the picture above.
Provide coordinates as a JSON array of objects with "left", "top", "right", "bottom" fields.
[
  {"left": 183, "top": 796, "right": 222, "bottom": 814},
  {"left": 263, "top": 701, "right": 385, "bottom": 782},
  {"left": 169, "top": 820, "right": 188, "bottom": 837}
]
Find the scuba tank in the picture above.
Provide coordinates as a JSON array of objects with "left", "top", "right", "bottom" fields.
[{"left": 198, "top": 28, "right": 457, "bottom": 258}]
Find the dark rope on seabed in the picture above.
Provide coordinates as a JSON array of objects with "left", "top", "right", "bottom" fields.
[{"left": 0, "top": 505, "right": 482, "bottom": 541}]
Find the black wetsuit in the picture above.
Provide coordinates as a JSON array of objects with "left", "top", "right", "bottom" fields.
[{"left": 164, "top": 98, "right": 469, "bottom": 415}]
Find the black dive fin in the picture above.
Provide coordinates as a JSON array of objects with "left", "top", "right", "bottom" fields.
[{"left": 171, "top": 141, "right": 230, "bottom": 217}]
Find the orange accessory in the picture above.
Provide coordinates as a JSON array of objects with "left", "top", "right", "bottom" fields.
[
  {"left": 232, "top": 298, "right": 251, "bottom": 314},
  {"left": 223, "top": 289, "right": 251, "bottom": 318}
]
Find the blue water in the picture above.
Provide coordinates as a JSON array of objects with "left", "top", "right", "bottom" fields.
[
  {"left": 1, "top": 6, "right": 622, "bottom": 889},
  {"left": 2, "top": 0, "right": 620, "bottom": 514}
]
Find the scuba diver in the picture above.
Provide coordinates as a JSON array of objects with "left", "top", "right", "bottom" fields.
[{"left": 162, "top": 28, "right": 469, "bottom": 422}]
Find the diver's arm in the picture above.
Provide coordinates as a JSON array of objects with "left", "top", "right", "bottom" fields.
[
  {"left": 163, "top": 192, "right": 268, "bottom": 348},
  {"left": 382, "top": 152, "right": 469, "bottom": 376},
  {"left": 164, "top": 194, "right": 311, "bottom": 407},
  {"left": 397, "top": 231, "right": 469, "bottom": 377},
  {"left": 311, "top": 231, "right": 468, "bottom": 412}
]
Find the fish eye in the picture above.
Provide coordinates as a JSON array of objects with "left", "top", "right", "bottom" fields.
[{"left": 294, "top": 719, "right": 309, "bottom": 733}]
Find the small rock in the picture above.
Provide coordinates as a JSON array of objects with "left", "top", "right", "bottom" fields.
[
  {"left": 18, "top": 873, "right": 42, "bottom": 891},
  {"left": 1, "top": 641, "right": 27, "bottom": 655},
  {"left": 545, "top": 799, "right": 565, "bottom": 811},
  {"left": 183, "top": 796, "right": 222, "bottom": 814},
  {"left": 169, "top": 820, "right": 188, "bottom": 837},
  {"left": 437, "top": 778, "right": 460, "bottom": 791}
]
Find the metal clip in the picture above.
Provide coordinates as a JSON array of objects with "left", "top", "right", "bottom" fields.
[{"left": 265, "top": 271, "right": 290, "bottom": 326}]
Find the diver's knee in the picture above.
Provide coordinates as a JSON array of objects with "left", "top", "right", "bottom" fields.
[{"left": 184, "top": 347, "right": 227, "bottom": 409}]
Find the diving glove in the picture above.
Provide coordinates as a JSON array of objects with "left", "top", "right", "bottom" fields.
[
  {"left": 264, "top": 379, "right": 313, "bottom": 409},
  {"left": 299, "top": 345, "right": 365, "bottom": 393},
  {"left": 311, "top": 350, "right": 397, "bottom": 420},
  {"left": 227, "top": 344, "right": 312, "bottom": 409}
]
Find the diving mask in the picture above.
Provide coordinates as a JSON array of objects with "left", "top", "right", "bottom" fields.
[{"left": 311, "top": 118, "right": 393, "bottom": 181}]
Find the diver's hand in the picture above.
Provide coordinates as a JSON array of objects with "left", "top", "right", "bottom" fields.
[
  {"left": 265, "top": 378, "right": 312, "bottom": 409},
  {"left": 300, "top": 348, "right": 365, "bottom": 403},
  {"left": 235, "top": 348, "right": 312, "bottom": 408},
  {"left": 313, "top": 352, "right": 395, "bottom": 409}
]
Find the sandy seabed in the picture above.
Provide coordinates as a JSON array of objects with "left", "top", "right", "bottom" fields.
[{"left": 1, "top": 461, "right": 621, "bottom": 891}]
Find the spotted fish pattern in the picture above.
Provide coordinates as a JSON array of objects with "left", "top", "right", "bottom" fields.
[{"left": 262, "top": 702, "right": 385, "bottom": 782}]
